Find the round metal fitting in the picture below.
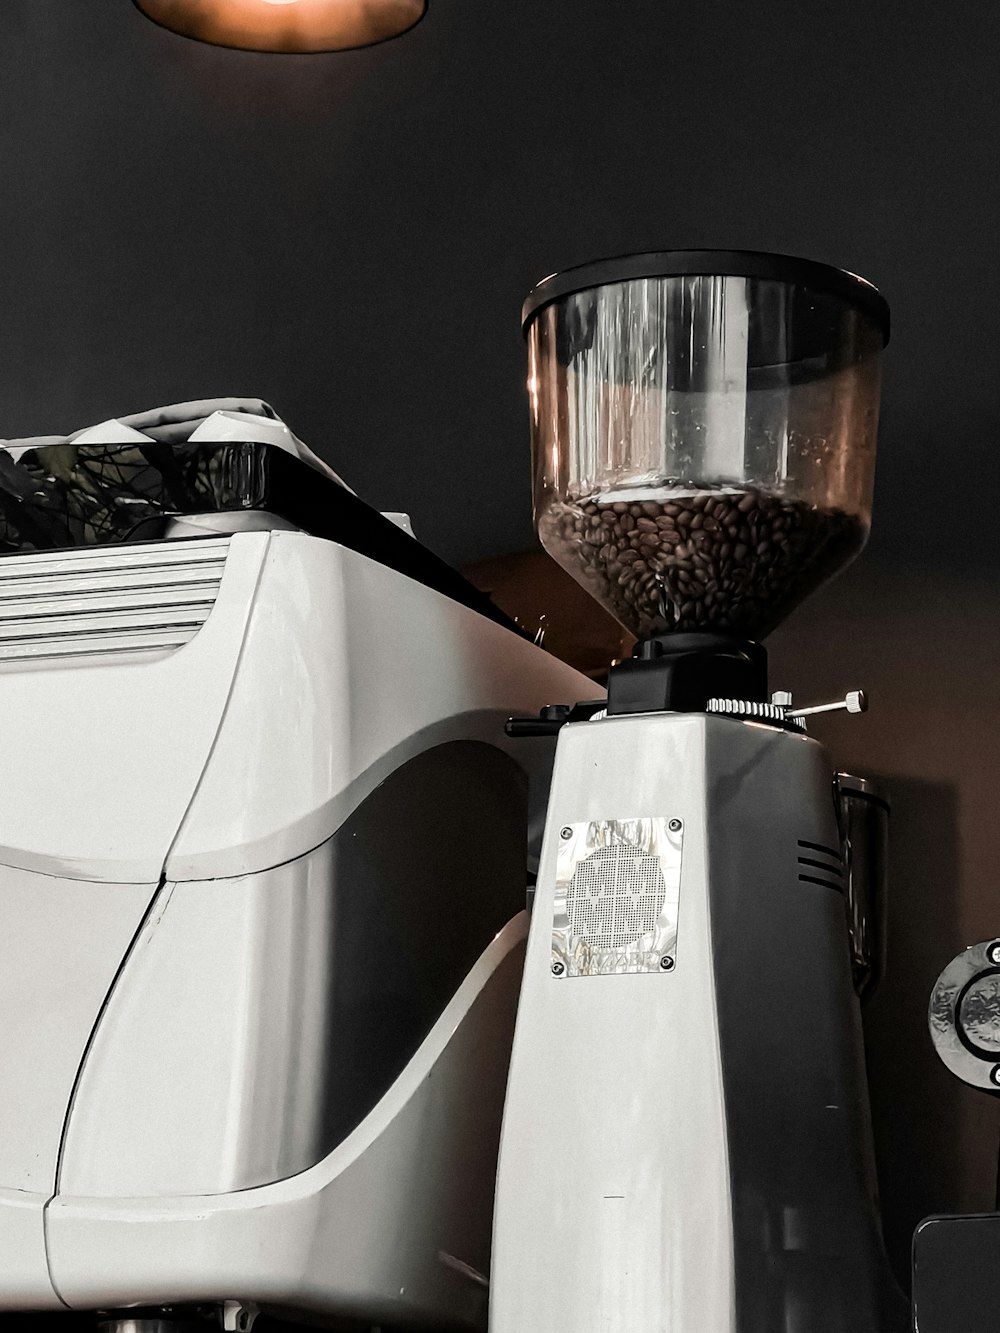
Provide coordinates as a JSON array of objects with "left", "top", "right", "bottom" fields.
[
  {"left": 560, "top": 826, "right": 573, "bottom": 840},
  {"left": 659, "top": 955, "right": 675, "bottom": 971},
  {"left": 929, "top": 941, "right": 1000, "bottom": 1089},
  {"left": 551, "top": 960, "right": 565, "bottom": 976},
  {"left": 668, "top": 818, "right": 682, "bottom": 832},
  {"left": 988, "top": 941, "right": 1000, "bottom": 967}
]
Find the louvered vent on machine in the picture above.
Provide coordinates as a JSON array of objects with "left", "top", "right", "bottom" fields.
[
  {"left": 566, "top": 844, "right": 667, "bottom": 949},
  {"left": 797, "top": 839, "right": 845, "bottom": 892},
  {"left": 0, "top": 537, "right": 230, "bottom": 664}
]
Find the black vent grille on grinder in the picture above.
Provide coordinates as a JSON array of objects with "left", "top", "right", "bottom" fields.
[
  {"left": 566, "top": 844, "right": 666, "bottom": 949},
  {"left": 797, "top": 840, "right": 844, "bottom": 892}
]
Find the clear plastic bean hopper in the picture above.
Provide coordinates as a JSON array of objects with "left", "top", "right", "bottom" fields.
[{"left": 525, "top": 250, "right": 887, "bottom": 641}]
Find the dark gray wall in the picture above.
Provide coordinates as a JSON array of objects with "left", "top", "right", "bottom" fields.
[
  {"left": 2, "top": 0, "right": 998, "bottom": 571},
  {"left": 2, "top": 0, "right": 1000, "bottom": 1294}
]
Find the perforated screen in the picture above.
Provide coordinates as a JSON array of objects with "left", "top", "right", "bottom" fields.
[{"left": 566, "top": 844, "right": 667, "bottom": 949}]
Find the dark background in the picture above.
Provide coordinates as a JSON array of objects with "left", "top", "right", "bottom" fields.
[{"left": 2, "top": 0, "right": 999, "bottom": 1294}]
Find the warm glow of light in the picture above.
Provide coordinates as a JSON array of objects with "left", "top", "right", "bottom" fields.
[{"left": 133, "top": 0, "right": 427, "bottom": 52}]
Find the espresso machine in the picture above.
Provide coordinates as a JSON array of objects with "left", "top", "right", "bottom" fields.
[
  {"left": 491, "top": 251, "right": 906, "bottom": 1333},
  {"left": 0, "top": 403, "right": 595, "bottom": 1331}
]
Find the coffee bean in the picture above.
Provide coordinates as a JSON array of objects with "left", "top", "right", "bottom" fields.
[{"left": 540, "top": 485, "right": 865, "bottom": 640}]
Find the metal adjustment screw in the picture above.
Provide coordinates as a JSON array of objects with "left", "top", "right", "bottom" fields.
[
  {"left": 991, "top": 1064, "right": 1000, "bottom": 1088},
  {"left": 668, "top": 818, "right": 682, "bottom": 832},
  {"left": 560, "top": 826, "right": 573, "bottom": 840},
  {"left": 771, "top": 690, "right": 793, "bottom": 708},
  {"left": 659, "top": 955, "right": 675, "bottom": 971},
  {"left": 988, "top": 941, "right": 1000, "bottom": 966},
  {"left": 787, "top": 689, "right": 868, "bottom": 720},
  {"left": 551, "top": 960, "right": 565, "bottom": 976}
]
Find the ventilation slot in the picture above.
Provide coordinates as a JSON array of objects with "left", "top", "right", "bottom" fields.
[
  {"left": 0, "top": 537, "right": 230, "bottom": 663},
  {"left": 797, "top": 839, "right": 844, "bottom": 892}
]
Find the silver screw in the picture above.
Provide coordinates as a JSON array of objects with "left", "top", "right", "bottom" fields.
[
  {"left": 771, "top": 690, "right": 793, "bottom": 708},
  {"left": 991, "top": 1064, "right": 1000, "bottom": 1088},
  {"left": 560, "top": 826, "right": 573, "bottom": 840},
  {"left": 551, "top": 960, "right": 565, "bottom": 976},
  {"left": 988, "top": 941, "right": 1000, "bottom": 966},
  {"left": 668, "top": 818, "right": 682, "bottom": 832},
  {"left": 660, "top": 955, "right": 675, "bottom": 971}
]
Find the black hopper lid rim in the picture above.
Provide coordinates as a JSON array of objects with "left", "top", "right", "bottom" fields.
[{"left": 521, "top": 248, "right": 890, "bottom": 346}]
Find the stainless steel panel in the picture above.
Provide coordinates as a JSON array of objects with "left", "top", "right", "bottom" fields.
[{"left": 551, "top": 816, "right": 683, "bottom": 977}]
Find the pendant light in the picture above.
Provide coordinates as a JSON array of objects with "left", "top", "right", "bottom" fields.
[{"left": 132, "top": 0, "right": 427, "bottom": 52}]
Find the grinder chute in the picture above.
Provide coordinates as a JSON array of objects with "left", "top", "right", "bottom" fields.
[{"left": 523, "top": 249, "right": 889, "bottom": 642}]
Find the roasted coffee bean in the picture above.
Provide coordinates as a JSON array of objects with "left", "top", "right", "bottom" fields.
[{"left": 539, "top": 485, "right": 865, "bottom": 640}]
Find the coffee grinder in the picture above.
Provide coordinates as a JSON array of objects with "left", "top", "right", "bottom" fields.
[{"left": 492, "top": 251, "right": 904, "bottom": 1332}]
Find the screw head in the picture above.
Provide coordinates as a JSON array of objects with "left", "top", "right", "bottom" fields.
[
  {"left": 551, "top": 960, "right": 565, "bottom": 976},
  {"left": 988, "top": 941, "right": 1000, "bottom": 966},
  {"left": 560, "top": 826, "right": 573, "bottom": 840},
  {"left": 991, "top": 1064, "right": 1000, "bottom": 1088},
  {"left": 659, "top": 955, "right": 675, "bottom": 971},
  {"left": 668, "top": 818, "right": 682, "bottom": 833}
]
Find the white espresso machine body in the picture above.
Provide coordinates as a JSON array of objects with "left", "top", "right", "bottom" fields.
[{"left": 0, "top": 523, "right": 594, "bottom": 1330}]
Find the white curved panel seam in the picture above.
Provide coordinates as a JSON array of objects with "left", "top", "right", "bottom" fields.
[
  {"left": 41, "top": 876, "right": 175, "bottom": 1306},
  {"left": 167, "top": 534, "right": 597, "bottom": 882},
  {"left": 159, "top": 534, "right": 273, "bottom": 878},
  {"left": 50, "top": 910, "right": 527, "bottom": 1219},
  {"left": 168, "top": 711, "right": 517, "bottom": 882}
]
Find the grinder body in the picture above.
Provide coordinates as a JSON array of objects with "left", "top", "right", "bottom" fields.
[{"left": 492, "top": 710, "right": 898, "bottom": 1333}]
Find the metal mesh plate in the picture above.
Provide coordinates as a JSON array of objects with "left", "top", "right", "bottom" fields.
[{"left": 552, "top": 818, "right": 683, "bottom": 978}]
